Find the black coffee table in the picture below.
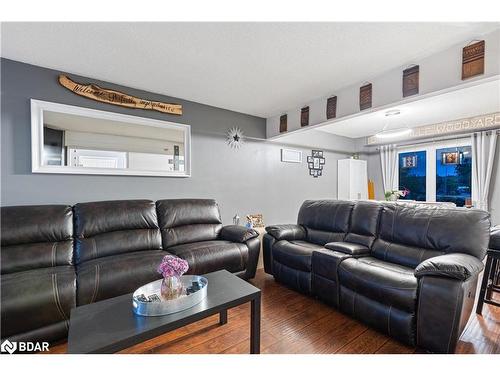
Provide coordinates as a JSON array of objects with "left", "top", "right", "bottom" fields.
[{"left": 67, "top": 270, "right": 261, "bottom": 354}]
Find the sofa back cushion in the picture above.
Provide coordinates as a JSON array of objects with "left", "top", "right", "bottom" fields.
[
  {"left": 345, "top": 201, "right": 383, "bottom": 247},
  {"left": 156, "top": 199, "right": 223, "bottom": 248},
  {"left": 73, "top": 200, "right": 161, "bottom": 264},
  {"left": 372, "top": 203, "right": 490, "bottom": 268},
  {"left": 298, "top": 200, "right": 354, "bottom": 245},
  {"left": 0, "top": 205, "right": 73, "bottom": 274}
]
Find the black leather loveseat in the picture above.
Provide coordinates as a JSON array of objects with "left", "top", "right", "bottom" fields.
[
  {"left": 1, "top": 199, "right": 259, "bottom": 344},
  {"left": 263, "top": 199, "right": 493, "bottom": 353}
]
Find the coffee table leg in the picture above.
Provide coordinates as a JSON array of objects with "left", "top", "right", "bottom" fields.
[
  {"left": 219, "top": 309, "right": 228, "bottom": 325},
  {"left": 250, "top": 294, "right": 261, "bottom": 354}
]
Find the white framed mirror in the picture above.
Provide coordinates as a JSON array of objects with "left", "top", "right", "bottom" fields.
[{"left": 31, "top": 99, "right": 191, "bottom": 177}]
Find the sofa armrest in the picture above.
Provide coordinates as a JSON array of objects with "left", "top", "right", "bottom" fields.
[
  {"left": 414, "top": 253, "right": 484, "bottom": 281},
  {"left": 265, "top": 224, "right": 306, "bottom": 241},
  {"left": 324, "top": 241, "right": 370, "bottom": 256},
  {"left": 489, "top": 225, "right": 500, "bottom": 251},
  {"left": 220, "top": 225, "right": 258, "bottom": 243}
]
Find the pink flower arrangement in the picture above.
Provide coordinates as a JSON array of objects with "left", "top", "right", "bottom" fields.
[
  {"left": 400, "top": 188, "right": 410, "bottom": 197},
  {"left": 157, "top": 255, "right": 189, "bottom": 279}
]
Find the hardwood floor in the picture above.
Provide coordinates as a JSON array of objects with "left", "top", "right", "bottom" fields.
[{"left": 46, "top": 269, "right": 500, "bottom": 354}]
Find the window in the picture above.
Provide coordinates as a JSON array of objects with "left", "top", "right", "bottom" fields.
[
  {"left": 436, "top": 146, "right": 472, "bottom": 207},
  {"left": 396, "top": 140, "right": 472, "bottom": 207},
  {"left": 398, "top": 151, "right": 427, "bottom": 201}
]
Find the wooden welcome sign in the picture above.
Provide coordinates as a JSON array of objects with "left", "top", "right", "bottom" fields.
[{"left": 58, "top": 75, "right": 182, "bottom": 115}]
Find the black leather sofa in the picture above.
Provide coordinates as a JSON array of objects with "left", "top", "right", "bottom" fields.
[
  {"left": 264, "top": 199, "right": 495, "bottom": 353},
  {"left": 1, "top": 199, "right": 259, "bottom": 344}
]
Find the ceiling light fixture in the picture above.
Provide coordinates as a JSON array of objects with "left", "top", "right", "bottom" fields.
[
  {"left": 384, "top": 109, "right": 401, "bottom": 117},
  {"left": 375, "top": 109, "right": 411, "bottom": 139},
  {"left": 375, "top": 127, "right": 412, "bottom": 139}
]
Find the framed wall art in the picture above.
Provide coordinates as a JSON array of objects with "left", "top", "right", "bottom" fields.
[
  {"left": 281, "top": 149, "right": 302, "bottom": 163},
  {"left": 307, "top": 150, "right": 325, "bottom": 178}
]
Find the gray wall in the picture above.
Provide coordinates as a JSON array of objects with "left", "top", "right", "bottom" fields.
[{"left": 1, "top": 59, "right": 353, "bottom": 225}]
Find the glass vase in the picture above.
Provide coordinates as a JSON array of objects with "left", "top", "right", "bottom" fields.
[{"left": 160, "top": 276, "right": 183, "bottom": 300}]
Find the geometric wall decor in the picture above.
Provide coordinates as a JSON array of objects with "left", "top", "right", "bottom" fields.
[
  {"left": 326, "top": 96, "right": 337, "bottom": 119},
  {"left": 359, "top": 83, "right": 372, "bottom": 110},
  {"left": 462, "top": 40, "right": 485, "bottom": 80},
  {"left": 280, "top": 114, "right": 287, "bottom": 133},
  {"left": 307, "top": 150, "right": 325, "bottom": 178},
  {"left": 301, "top": 106, "right": 309, "bottom": 127},
  {"left": 403, "top": 65, "right": 419, "bottom": 97}
]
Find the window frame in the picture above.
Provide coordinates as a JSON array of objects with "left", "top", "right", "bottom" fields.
[{"left": 396, "top": 138, "right": 473, "bottom": 203}]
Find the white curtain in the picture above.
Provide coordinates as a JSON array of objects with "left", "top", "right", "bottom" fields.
[
  {"left": 379, "top": 145, "right": 398, "bottom": 193},
  {"left": 471, "top": 131, "right": 498, "bottom": 211}
]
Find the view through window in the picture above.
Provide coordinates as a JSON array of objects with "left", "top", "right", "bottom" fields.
[
  {"left": 398, "top": 150, "right": 427, "bottom": 201},
  {"left": 397, "top": 141, "right": 472, "bottom": 207},
  {"left": 436, "top": 146, "right": 472, "bottom": 207}
]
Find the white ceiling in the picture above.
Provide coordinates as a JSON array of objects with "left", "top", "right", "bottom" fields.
[
  {"left": 316, "top": 78, "right": 500, "bottom": 138},
  {"left": 44, "top": 111, "right": 185, "bottom": 142},
  {"left": 2, "top": 22, "right": 499, "bottom": 118}
]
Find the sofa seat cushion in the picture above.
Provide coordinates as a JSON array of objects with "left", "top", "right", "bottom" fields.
[
  {"left": 1, "top": 266, "right": 76, "bottom": 339},
  {"left": 76, "top": 250, "right": 166, "bottom": 305},
  {"left": 167, "top": 240, "right": 248, "bottom": 275},
  {"left": 273, "top": 240, "right": 324, "bottom": 272},
  {"left": 338, "top": 257, "right": 418, "bottom": 312}
]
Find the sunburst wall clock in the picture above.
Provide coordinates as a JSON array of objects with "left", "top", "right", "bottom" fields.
[{"left": 226, "top": 126, "right": 244, "bottom": 149}]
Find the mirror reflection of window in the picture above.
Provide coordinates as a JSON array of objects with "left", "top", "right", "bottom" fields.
[{"left": 42, "top": 110, "right": 185, "bottom": 173}]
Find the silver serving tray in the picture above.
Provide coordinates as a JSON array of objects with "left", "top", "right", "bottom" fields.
[{"left": 132, "top": 275, "right": 208, "bottom": 316}]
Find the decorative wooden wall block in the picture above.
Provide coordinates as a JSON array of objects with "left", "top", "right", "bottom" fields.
[
  {"left": 403, "top": 65, "right": 419, "bottom": 97},
  {"left": 58, "top": 75, "right": 182, "bottom": 115},
  {"left": 279, "top": 114, "right": 288, "bottom": 133},
  {"left": 326, "top": 96, "right": 337, "bottom": 119},
  {"left": 462, "top": 40, "right": 485, "bottom": 80},
  {"left": 301, "top": 106, "right": 309, "bottom": 127},
  {"left": 359, "top": 83, "right": 372, "bottom": 110}
]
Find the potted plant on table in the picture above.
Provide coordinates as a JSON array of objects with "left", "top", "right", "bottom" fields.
[
  {"left": 157, "top": 255, "right": 189, "bottom": 300},
  {"left": 384, "top": 188, "right": 410, "bottom": 201}
]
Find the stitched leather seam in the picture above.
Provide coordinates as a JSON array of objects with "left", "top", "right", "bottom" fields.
[
  {"left": 92, "top": 237, "right": 98, "bottom": 259},
  {"left": 353, "top": 291, "right": 357, "bottom": 316},
  {"left": 239, "top": 243, "right": 246, "bottom": 270},
  {"left": 358, "top": 259, "right": 412, "bottom": 276},
  {"left": 51, "top": 242, "right": 57, "bottom": 267},
  {"left": 416, "top": 279, "right": 424, "bottom": 345},
  {"left": 387, "top": 305, "right": 392, "bottom": 336},
  {"left": 417, "top": 248, "right": 426, "bottom": 264},
  {"left": 416, "top": 269, "right": 470, "bottom": 280},
  {"left": 90, "top": 264, "right": 100, "bottom": 303},
  {"left": 391, "top": 206, "right": 397, "bottom": 242},
  {"left": 424, "top": 210, "right": 433, "bottom": 250},
  {"left": 52, "top": 273, "right": 68, "bottom": 322},
  {"left": 341, "top": 268, "right": 416, "bottom": 290},
  {"left": 447, "top": 286, "right": 462, "bottom": 352},
  {"left": 383, "top": 241, "right": 392, "bottom": 261}
]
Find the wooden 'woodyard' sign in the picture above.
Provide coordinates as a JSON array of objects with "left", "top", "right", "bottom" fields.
[{"left": 58, "top": 75, "right": 182, "bottom": 115}]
